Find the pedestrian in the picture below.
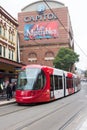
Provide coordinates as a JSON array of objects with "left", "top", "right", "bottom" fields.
[
  {"left": 6, "top": 83, "right": 12, "bottom": 100},
  {"left": 12, "top": 82, "right": 16, "bottom": 97},
  {"left": 0, "top": 83, "right": 4, "bottom": 96}
]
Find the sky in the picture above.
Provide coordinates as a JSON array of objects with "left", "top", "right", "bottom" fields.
[{"left": 0, "top": 0, "right": 87, "bottom": 70}]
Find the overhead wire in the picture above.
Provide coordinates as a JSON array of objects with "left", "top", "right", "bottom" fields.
[
  {"left": 74, "top": 40, "right": 87, "bottom": 57},
  {"left": 43, "top": 0, "right": 68, "bottom": 33},
  {"left": 43, "top": 0, "right": 87, "bottom": 58}
]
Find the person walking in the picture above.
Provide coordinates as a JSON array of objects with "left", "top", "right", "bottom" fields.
[
  {"left": 0, "top": 83, "right": 4, "bottom": 96},
  {"left": 12, "top": 82, "right": 16, "bottom": 97},
  {"left": 6, "top": 83, "right": 12, "bottom": 100}
]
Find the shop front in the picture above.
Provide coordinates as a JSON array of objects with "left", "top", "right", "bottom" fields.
[{"left": 0, "top": 57, "right": 24, "bottom": 84}]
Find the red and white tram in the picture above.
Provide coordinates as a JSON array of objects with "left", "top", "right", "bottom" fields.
[{"left": 15, "top": 64, "right": 81, "bottom": 104}]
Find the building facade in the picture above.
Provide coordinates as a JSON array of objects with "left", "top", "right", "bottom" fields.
[
  {"left": 0, "top": 6, "right": 23, "bottom": 83},
  {"left": 18, "top": 0, "right": 74, "bottom": 67}
]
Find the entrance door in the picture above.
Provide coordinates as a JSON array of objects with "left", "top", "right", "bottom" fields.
[{"left": 50, "top": 75, "right": 54, "bottom": 98}]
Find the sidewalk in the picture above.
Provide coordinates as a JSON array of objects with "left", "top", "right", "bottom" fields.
[{"left": 0, "top": 94, "right": 16, "bottom": 106}]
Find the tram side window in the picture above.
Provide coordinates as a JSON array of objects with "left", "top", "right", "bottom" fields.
[
  {"left": 54, "top": 75, "right": 58, "bottom": 90},
  {"left": 66, "top": 78, "right": 73, "bottom": 88},
  {"left": 58, "top": 76, "right": 63, "bottom": 89},
  {"left": 50, "top": 75, "right": 54, "bottom": 90},
  {"left": 54, "top": 75, "right": 63, "bottom": 90}
]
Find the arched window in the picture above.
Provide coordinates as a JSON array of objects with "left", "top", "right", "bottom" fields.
[
  {"left": 45, "top": 51, "right": 54, "bottom": 61},
  {"left": 28, "top": 52, "right": 37, "bottom": 62}
]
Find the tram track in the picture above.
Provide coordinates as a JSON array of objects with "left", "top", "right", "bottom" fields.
[
  {"left": 0, "top": 102, "right": 69, "bottom": 118},
  {"left": 0, "top": 94, "right": 78, "bottom": 117},
  {"left": 0, "top": 103, "right": 34, "bottom": 117},
  {"left": 58, "top": 105, "right": 86, "bottom": 130},
  {"left": 15, "top": 103, "right": 87, "bottom": 130},
  {"left": 15, "top": 102, "right": 72, "bottom": 130},
  {"left": 0, "top": 85, "right": 86, "bottom": 130},
  {"left": 0, "top": 91, "right": 85, "bottom": 130},
  {"left": 7, "top": 97, "right": 84, "bottom": 130}
]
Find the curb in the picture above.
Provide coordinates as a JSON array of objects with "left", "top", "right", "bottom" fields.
[{"left": 0, "top": 99, "right": 16, "bottom": 106}]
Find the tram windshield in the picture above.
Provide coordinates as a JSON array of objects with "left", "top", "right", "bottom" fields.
[{"left": 16, "top": 68, "right": 46, "bottom": 90}]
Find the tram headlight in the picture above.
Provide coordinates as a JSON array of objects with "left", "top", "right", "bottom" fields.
[{"left": 21, "top": 91, "right": 24, "bottom": 96}]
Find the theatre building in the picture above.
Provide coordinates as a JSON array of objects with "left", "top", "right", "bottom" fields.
[
  {"left": 0, "top": 6, "right": 23, "bottom": 83},
  {"left": 18, "top": 0, "right": 74, "bottom": 67}
]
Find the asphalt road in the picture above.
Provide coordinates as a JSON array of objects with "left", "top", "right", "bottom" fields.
[{"left": 0, "top": 81, "right": 87, "bottom": 130}]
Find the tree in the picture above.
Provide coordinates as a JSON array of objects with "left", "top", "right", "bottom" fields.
[{"left": 53, "top": 47, "right": 79, "bottom": 72}]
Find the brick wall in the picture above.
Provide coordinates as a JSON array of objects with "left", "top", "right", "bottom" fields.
[{"left": 18, "top": 7, "right": 71, "bottom": 67}]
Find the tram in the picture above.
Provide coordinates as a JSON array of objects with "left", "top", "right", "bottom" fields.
[{"left": 15, "top": 64, "right": 81, "bottom": 104}]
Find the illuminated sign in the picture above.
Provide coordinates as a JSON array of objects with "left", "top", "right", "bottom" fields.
[{"left": 24, "top": 21, "right": 59, "bottom": 40}]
